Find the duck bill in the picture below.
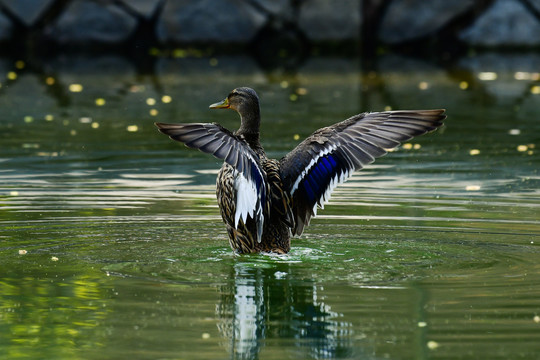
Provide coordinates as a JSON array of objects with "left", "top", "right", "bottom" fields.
[{"left": 209, "top": 97, "right": 230, "bottom": 109}]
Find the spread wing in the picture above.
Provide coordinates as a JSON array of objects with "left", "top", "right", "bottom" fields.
[
  {"left": 280, "top": 109, "right": 446, "bottom": 236},
  {"left": 155, "top": 122, "right": 267, "bottom": 241}
]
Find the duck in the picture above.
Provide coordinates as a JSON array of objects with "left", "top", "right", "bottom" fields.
[{"left": 155, "top": 87, "right": 445, "bottom": 254}]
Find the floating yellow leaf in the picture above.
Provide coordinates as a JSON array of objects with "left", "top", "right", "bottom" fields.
[
  {"left": 69, "top": 83, "right": 83, "bottom": 92},
  {"left": 418, "top": 81, "right": 429, "bottom": 90},
  {"left": 478, "top": 72, "right": 497, "bottom": 81}
]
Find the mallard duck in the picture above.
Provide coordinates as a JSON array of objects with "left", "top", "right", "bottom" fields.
[{"left": 156, "top": 87, "right": 445, "bottom": 254}]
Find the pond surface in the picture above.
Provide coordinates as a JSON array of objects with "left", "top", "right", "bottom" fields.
[{"left": 1, "top": 54, "right": 539, "bottom": 359}]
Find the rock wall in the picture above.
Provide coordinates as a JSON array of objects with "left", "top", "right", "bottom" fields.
[{"left": 0, "top": 0, "right": 539, "bottom": 53}]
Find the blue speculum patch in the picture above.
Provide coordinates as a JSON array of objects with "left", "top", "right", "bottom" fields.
[{"left": 302, "top": 154, "right": 339, "bottom": 203}]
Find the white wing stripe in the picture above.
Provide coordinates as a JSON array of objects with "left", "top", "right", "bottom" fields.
[
  {"left": 234, "top": 172, "right": 257, "bottom": 226},
  {"left": 233, "top": 171, "right": 264, "bottom": 243},
  {"left": 290, "top": 144, "right": 337, "bottom": 195}
]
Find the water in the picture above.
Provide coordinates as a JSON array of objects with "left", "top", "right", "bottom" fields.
[{"left": 1, "top": 54, "right": 539, "bottom": 359}]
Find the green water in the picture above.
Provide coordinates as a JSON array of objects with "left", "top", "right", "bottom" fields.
[{"left": 1, "top": 54, "right": 539, "bottom": 359}]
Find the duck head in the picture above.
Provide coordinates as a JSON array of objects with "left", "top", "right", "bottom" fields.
[{"left": 210, "top": 87, "right": 261, "bottom": 138}]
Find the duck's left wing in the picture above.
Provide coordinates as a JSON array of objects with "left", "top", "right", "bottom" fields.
[
  {"left": 280, "top": 110, "right": 446, "bottom": 236},
  {"left": 155, "top": 122, "right": 267, "bottom": 241}
]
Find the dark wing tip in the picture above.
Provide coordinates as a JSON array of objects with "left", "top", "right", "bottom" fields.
[{"left": 154, "top": 122, "right": 177, "bottom": 133}]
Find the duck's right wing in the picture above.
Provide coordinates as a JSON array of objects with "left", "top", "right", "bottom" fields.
[
  {"left": 155, "top": 122, "right": 260, "bottom": 179},
  {"left": 155, "top": 122, "right": 267, "bottom": 241}
]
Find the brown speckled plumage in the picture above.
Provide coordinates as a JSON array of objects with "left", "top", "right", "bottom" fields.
[{"left": 156, "top": 87, "right": 445, "bottom": 254}]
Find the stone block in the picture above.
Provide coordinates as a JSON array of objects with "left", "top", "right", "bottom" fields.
[
  {"left": 459, "top": 0, "right": 540, "bottom": 47},
  {"left": 157, "top": 0, "right": 266, "bottom": 43},
  {"left": 0, "top": 0, "right": 55, "bottom": 26},
  {"left": 250, "top": 0, "right": 292, "bottom": 17},
  {"left": 45, "top": 0, "right": 137, "bottom": 44},
  {"left": 380, "top": 0, "right": 474, "bottom": 44},
  {"left": 298, "top": 0, "right": 360, "bottom": 41},
  {"left": 119, "top": 0, "right": 163, "bottom": 18},
  {"left": 0, "top": 12, "right": 11, "bottom": 42}
]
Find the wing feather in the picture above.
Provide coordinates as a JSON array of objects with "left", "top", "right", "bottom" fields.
[
  {"left": 280, "top": 109, "right": 445, "bottom": 235},
  {"left": 155, "top": 122, "right": 267, "bottom": 241}
]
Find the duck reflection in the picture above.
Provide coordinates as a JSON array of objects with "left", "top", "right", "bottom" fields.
[{"left": 216, "top": 261, "right": 353, "bottom": 359}]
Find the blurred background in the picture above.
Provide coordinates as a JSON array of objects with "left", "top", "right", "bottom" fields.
[{"left": 1, "top": 1, "right": 539, "bottom": 360}]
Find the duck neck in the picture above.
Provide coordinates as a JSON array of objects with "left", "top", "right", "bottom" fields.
[{"left": 237, "top": 107, "right": 261, "bottom": 149}]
